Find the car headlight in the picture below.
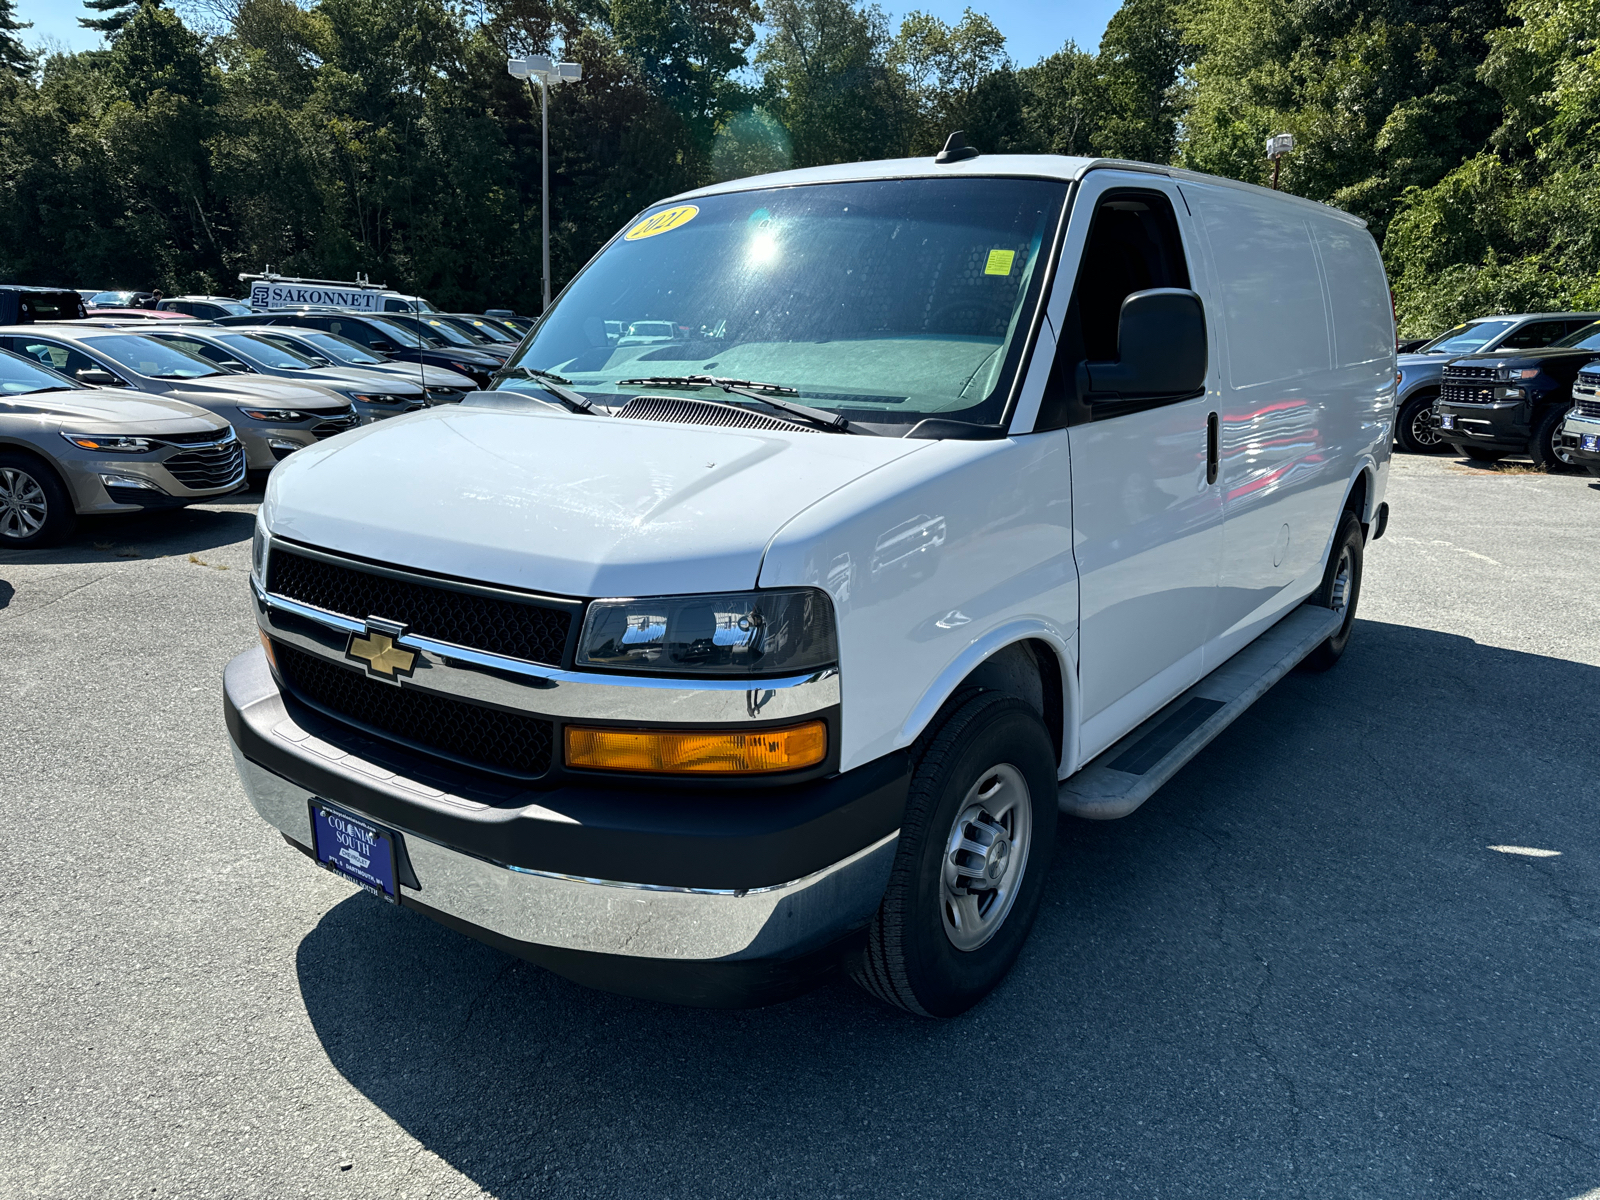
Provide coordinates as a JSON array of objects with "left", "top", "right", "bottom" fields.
[
  {"left": 347, "top": 392, "right": 406, "bottom": 405},
  {"left": 1499, "top": 367, "right": 1539, "bottom": 380},
  {"left": 61, "top": 432, "right": 155, "bottom": 453},
  {"left": 251, "top": 519, "right": 268, "bottom": 584},
  {"left": 237, "top": 407, "right": 313, "bottom": 423},
  {"left": 576, "top": 589, "right": 838, "bottom": 677},
  {"left": 448, "top": 361, "right": 483, "bottom": 375}
]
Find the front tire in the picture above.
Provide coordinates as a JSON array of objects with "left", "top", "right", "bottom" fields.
[
  {"left": 1396, "top": 393, "right": 1444, "bottom": 454},
  {"left": 1302, "top": 509, "right": 1364, "bottom": 671},
  {"left": 853, "top": 692, "right": 1058, "bottom": 1017},
  {"left": 0, "top": 453, "right": 74, "bottom": 549},
  {"left": 1527, "top": 405, "right": 1572, "bottom": 472}
]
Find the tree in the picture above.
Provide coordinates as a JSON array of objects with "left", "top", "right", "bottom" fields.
[
  {"left": 81, "top": 0, "right": 168, "bottom": 40},
  {"left": 610, "top": 0, "right": 759, "bottom": 145},
  {"left": 1093, "top": 0, "right": 1185, "bottom": 163},
  {"left": 0, "top": 0, "right": 30, "bottom": 76},
  {"left": 889, "top": 8, "right": 1023, "bottom": 153}
]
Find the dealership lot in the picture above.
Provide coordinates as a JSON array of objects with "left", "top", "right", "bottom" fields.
[{"left": 2, "top": 455, "right": 1598, "bottom": 1200}]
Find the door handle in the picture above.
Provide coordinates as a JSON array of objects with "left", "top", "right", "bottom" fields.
[{"left": 1206, "top": 411, "right": 1219, "bottom": 484}]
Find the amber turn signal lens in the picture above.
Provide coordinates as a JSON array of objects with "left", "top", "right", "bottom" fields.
[
  {"left": 258, "top": 629, "right": 277, "bottom": 668},
  {"left": 565, "top": 721, "right": 827, "bottom": 774}
]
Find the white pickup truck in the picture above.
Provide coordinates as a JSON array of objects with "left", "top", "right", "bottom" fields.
[{"left": 226, "top": 149, "right": 1395, "bottom": 1016}]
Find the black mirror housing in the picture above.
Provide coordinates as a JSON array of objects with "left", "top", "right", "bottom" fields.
[
  {"left": 1082, "top": 288, "right": 1207, "bottom": 403},
  {"left": 75, "top": 368, "right": 124, "bottom": 387}
]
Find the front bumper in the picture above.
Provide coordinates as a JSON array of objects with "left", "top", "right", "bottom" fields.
[
  {"left": 60, "top": 439, "right": 248, "bottom": 514},
  {"left": 1557, "top": 413, "right": 1600, "bottom": 466},
  {"left": 1433, "top": 399, "right": 1527, "bottom": 448},
  {"left": 224, "top": 647, "right": 905, "bottom": 1005}
]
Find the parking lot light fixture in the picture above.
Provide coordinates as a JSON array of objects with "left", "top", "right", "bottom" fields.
[{"left": 507, "top": 55, "right": 584, "bottom": 313}]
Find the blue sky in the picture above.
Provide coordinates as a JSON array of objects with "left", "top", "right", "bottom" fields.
[{"left": 16, "top": 0, "right": 1117, "bottom": 65}]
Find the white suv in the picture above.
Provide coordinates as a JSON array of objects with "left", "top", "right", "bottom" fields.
[{"left": 226, "top": 153, "right": 1395, "bottom": 1016}]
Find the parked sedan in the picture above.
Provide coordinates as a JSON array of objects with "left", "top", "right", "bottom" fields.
[
  {"left": 156, "top": 295, "right": 255, "bottom": 320},
  {"left": 238, "top": 327, "right": 476, "bottom": 404},
  {"left": 0, "top": 325, "right": 357, "bottom": 484},
  {"left": 139, "top": 327, "right": 427, "bottom": 423},
  {"left": 380, "top": 312, "right": 514, "bottom": 362},
  {"left": 438, "top": 313, "right": 523, "bottom": 349},
  {"left": 0, "top": 346, "right": 243, "bottom": 548},
  {"left": 217, "top": 311, "right": 501, "bottom": 387}
]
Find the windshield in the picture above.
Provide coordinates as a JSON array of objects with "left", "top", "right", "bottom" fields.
[
  {"left": 277, "top": 330, "right": 384, "bottom": 364},
  {"left": 0, "top": 348, "right": 82, "bottom": 394},
  {"left": 89, "top": 291, "right": 140, "bottom": 307},
  {"left": 493, "top": 178, "right": 1066, "bottom": 430},
  {"left": 1552, "top": 321, "right": 1600, "bottom": 351},
  {"left": 89, "top": 334, "right": 223, "bottom": 378},
  {"left": 216, "top": 333, "right": 319, "bottom": 369},
  {"left": 452, "top": 317, "right": 515, "bottom": 343},
  {"left": 1418, "top": 319, "right": 1516, "bottom": 354},
  {"left": 362, "top": 317, "right": 430, "bottom": 349},
  {"left": 392, "top": 314, "right": 475, "bottom": 347}
]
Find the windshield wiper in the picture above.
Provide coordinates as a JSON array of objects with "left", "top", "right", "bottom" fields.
[
  {"left": 501, "top": 366, "right": 604, "bottom": 415},
  {"left": 616, "top": 375, "right": 874, "bottom": 435}
]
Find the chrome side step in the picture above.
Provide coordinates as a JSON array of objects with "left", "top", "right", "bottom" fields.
[{"left": 1058, "top": 604, "right": 1343, "bottom": 820}]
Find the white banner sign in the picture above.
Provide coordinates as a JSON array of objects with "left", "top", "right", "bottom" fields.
[{"left": 249, "top": 282, "right": 382, "bottom": 313}]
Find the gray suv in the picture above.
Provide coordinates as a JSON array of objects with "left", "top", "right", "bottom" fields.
[
  {"left": 1396, "top": 313, "right": 1600, "bottom": 452},
  {"left": 0, "top": 347, "right": 242, "bottom": 548}
]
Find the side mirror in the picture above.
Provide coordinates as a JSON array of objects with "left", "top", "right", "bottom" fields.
[
  {"left": 218, "top": 359, "right": 251, "bottom": 371},
  {"left": 76, "top": 368, "right": 124, "bottom": 387},
  {"left": 309, "top": 356, "right": 332, "bottom": 367},
  {"left": 371, "top": 340, "right": 395, "bottom": 353},
  {"left": 1081, "top": 288, "right": 1208, "bottom": 403}
]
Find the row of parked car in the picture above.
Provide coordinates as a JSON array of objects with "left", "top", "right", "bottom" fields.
[
  {"left": 0, "top": 285, "right": 531, "bottom": 549},
  {"left": 1394, "top": 310, "right": 1600, "bottom": 473}
]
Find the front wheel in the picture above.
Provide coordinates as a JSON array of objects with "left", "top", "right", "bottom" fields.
[
  {"left": 1302, "top": 509, "right": 1364, "bottom": 672},
  {"left": 0, "top": 453, "right": 74, "bottom": 549},
  {"left": 1527, "top": 405, "right": 1572, "bottom": 472},
  {"left": 853, "top": 692, "right": 1058, "bottom": 1017},
  {"left": 1396, "top": 394, "right": 1445, "bottom": 454}
]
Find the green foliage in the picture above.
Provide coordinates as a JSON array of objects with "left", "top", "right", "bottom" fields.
[{"left": 0, "top": 0, "right": 30, "bottom": 77}]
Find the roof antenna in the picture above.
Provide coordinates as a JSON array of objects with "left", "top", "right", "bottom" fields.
[{"left": 935, "top": 131, "right": 980, "bottom": 164}]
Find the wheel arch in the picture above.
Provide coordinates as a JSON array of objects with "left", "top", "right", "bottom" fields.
[{"left": 0, "top": 440, "right": 82, "bottom": 512}]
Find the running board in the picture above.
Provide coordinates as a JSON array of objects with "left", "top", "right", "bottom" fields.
[{"left": 1058, "top": 605, "right": 1343, "bottom": 820}]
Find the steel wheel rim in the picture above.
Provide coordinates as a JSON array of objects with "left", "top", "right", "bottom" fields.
[
  {"left": 940, "top": 763, "right": 1032, "bottom": 952},
  {"left": 1411, "top": 404, "right": 1443, "bottom": 448},
  {"left": 0, "top": 467, "right": 47, "bottom": 539},
  {"left": 1330, "top": 546, "right": 1354, "bottom": 614}
]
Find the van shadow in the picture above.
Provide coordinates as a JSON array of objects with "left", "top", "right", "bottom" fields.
[
  {"left": 296, "top": 620, "right": 1600, "bottom": 1199},
  {"left": 0, "top": 490, "right": 259, "bottom": 566}
]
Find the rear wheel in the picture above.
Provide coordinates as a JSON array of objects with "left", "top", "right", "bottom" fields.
[
  {"left": 852, "top": 692, "right": 1057, "bottom": 1017},
  {"left": 1527, "top": 405, "right": 1572, "bottom": 472},
  {"left": 1302, "top": 509, "right": 1363, "bottom": 672},
  {"left": 0, "top": 453, "right": 73, "bottom": 549},
  {"left": 1454, "top": 445, "right": 1505, "bottom": 463},
  {"left": 1396, "top": 393, "right": 1444, "bottom": 454}
]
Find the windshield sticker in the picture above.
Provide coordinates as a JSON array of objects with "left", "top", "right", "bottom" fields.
[
  {"left": 625, "top": 205, "right": 700, "bottom": 241},
  {"left": 984, "top": 249, "right": 1016, "bottom": 276}
]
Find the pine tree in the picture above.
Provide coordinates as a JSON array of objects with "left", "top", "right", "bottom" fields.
[
  {"left": 0, "top": 0, "right": 31, "bottom": 75},
  {"left": 80, "top": 0, "right": 165, "bottom": 40}
]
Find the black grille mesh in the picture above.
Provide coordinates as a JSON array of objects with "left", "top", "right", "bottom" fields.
[
  {"left": 165, "top": 440, "right": 244, "bottom": 488},
  {"left": 1440, "top": 383, "right": 1495, "bottom": 405},
  {"left": 1576, "top": 399, "right": 1600, "bottom": 419},
  {"left": 616, "top": 394, "right": 817, "bottom": 434},
  {"left": 1446, "top": 365, "right": 1498, "bottom": 380},
  {"left": 267, "top": 549, "right": 571, "bottom": 665},
  {"left": 274, "top": 641, "right": 553, "bottom": 777}
]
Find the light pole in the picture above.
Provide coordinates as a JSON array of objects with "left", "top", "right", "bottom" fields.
[
  {"left": 508, "top": 55, "right": 582, "bottom": 313},
  {"left": 1265, "top": 133, "right": 1294, "bottom": 190}
]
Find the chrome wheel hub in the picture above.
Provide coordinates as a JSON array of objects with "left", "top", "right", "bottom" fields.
[
  {"left": 1330, "top": 546, "right": 1353, "bottom": 614},
  {"left": 941, "top": 763, "right": 1032, "bottom": 951},
  {"left": 1412, "top": 405, "right": 1442, "bottom": 447},
  {"left": 0, "top": 467, "right": 47, "bottom": 540}
]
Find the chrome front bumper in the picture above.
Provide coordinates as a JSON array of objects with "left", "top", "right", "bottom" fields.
[{"left": 233, "top": 743, "right": 896, "bottom": 963}]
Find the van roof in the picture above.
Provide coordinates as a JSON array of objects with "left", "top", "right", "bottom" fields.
[{"left": 676, "top": 154, "right": 1368, "bottom": 227}]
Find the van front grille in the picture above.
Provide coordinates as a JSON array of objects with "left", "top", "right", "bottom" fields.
[
  {"left": 272, "top": 641, "right": 553, "bottom": 778},
  {"left": 266, "top": 548, "right": 574, "bottom": 666}
]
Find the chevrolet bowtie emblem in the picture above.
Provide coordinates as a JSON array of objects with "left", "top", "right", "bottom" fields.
[{"left": 346, "top": 627, "right": 416, "bottom": 679}]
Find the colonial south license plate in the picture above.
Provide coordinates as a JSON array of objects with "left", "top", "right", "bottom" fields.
[
  {"left": 310, "top": 802, "right": 400, "bottom": 903},
  {"left": 1583, "top": 433, "right": 1599, "bottom": 452},
  {"left": 1439, "top": 414, "right": 1456, "bottom": 430}
]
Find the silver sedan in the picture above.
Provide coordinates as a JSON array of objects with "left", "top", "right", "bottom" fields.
[
  {"left": 236, "top": 326, "right": 477, "bottom": 405},
  {"left": 0, "top": 347, "right": 242, "bottom": 548}
]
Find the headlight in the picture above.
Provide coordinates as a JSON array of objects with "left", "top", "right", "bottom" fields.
[
  {"left": 576, "top": 589, "right": 838, "bottom": 676},
  {"left": 347, "top": 392, "right": 405, "bottom": 405},
  {"left": 1500, "top": 367, "right": 1539, "bottom": 380},
  {"left": 448, "top": 361, "right": 482, "bottom": 375},
  {"left": 251, "top": 519, "right": 268, "bottom": 583},
  {"left": 62, "top": 432, "right": 155, "bottom": 453},
  {"left": 237, "top": 407, "right": 313, "bottom": 423}
]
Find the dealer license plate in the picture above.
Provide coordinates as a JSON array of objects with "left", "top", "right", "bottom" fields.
[
  {"left": 1583, "top": 433, "right": 1599, "bottom": 452},
  {"left": 310, "top": 802, "right": 400, "bottom": 902},
  {"left": 1439, "top": 414, "right": 1456, "bottom": 430}
]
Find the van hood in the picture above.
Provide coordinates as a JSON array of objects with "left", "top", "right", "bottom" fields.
[
  {"left": 263, "top": 405, "right": 928, "bottom": 597},
  {"left": 0, "top": 388, "right": 227, "bottom": 431}
]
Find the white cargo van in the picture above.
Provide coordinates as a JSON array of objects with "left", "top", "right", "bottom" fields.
[{"left": 226, "top": 152, "right": 1395, "bottom": 1016}]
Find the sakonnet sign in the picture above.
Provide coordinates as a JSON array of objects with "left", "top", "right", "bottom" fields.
[{"left": 249, "top": 283, "right": 382, "bottom": 312}]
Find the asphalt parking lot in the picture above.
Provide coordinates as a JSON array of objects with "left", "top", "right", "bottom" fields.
[{"left": 2, "top": 453, "right": 1598, "bottom": 1200}]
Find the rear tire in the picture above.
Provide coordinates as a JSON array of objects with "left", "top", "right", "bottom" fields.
[
  {"left": 1302, "top": 509, "right": 1363, "bottom": 672},
  {"left": 1396, "top": 393, "right": 1445, "bottom": 454},
  {"left": 852, "top": 692, "right": 1058, "bottom": 1017},
  {"left": 1455, "top": 445, "right": 1505, "bottom": 463},
  {"left": 1527, "top": 405, "right": 1571, "bottom": 472},
  {"left": 0, "top": 452, "right": 74, "bottom": 549}
]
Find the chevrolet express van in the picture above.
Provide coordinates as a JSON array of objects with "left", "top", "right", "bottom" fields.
[{"left": 225, "top": 152, "right": 1395, "bottom": 1016}]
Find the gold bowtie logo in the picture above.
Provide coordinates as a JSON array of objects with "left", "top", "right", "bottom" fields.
[{"left": 346, "top": 630, "right": 416, "bottom": 678}]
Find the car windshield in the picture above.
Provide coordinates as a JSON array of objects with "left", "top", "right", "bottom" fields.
[
  {"left": 0, "top": 348, "right": 82, "bottom": 394},
  {"left": 216, "top": 333, "right": 319, "bottom": 369},
  {"left": 1418, "top": 319, "right": 1516, "bottom": 354},
  {"left": 88, "top": 334, "right": 223, "bottom": 378},
  {"left": 452, "top": 317, "right": 515, "bottom": 343},
  {"left": 89, "top": 291, "right": 139, "bottom": 307},
  {"left": 394, "top": 315, "right": 476, "bottom": 347},
  {"left": 211, "top": 301, "right": 253, "bottom": 317},
  {"left": 1551, "top": 321, "right": 1600, "bottom": 351},
  {"left": 491, "top": 177, "right": 1067, "bottom": 430},
  {"left": 278, "top": 331, "right": 384, "bottom": 364},
  {"left": 361, "top": 317, "right": 429, "bottom": 349}
]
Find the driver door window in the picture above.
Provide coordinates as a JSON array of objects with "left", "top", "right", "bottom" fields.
[{"left": 8, "top": 339, "right": 120, "bottom": 385}]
